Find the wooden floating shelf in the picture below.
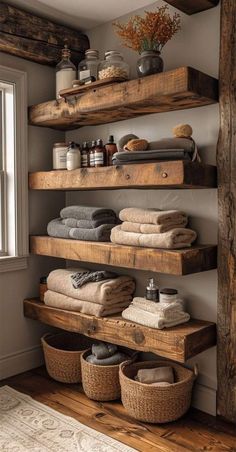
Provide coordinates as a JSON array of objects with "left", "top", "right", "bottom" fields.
[
  {"left": 30, "top": 236, "right": 217, "bottom": 276},
  {"left": 28, "top": 67, "right": 218, "bottom": 130},
  {"left": 24, "top": 299, "right": 216, "bottom": 362},
  {"left": 29, "top": 161, "right": 217, "bottom": 191},
  {"left": 23, "top": 299, "right": 217, "bottom": 363},
  {"left": 165, "top": 0, "right": 219, "bottom": 15}
]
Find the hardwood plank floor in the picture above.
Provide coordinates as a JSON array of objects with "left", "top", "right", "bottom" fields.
[{"left": 1, "top": 367, "right": 236, "bottom": 452}]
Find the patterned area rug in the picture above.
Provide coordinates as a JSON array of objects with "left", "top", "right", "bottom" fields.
[{"left": 0, "top": 386, "right": 136, "bottom": 451}]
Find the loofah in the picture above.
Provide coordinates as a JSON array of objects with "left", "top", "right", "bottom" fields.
[
  {"left": 124, "top": 139, "right": 149, "bottom": 152},
  {"left": 117, "top": 134, "right": 139, "bottom": 152},
  {"left": 173, "top": 124, "right": 193, "bottom": 138}
]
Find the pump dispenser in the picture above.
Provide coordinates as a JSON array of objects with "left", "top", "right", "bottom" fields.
[{"left": 146, "top": 278, "right": 159, "bottom": 302}]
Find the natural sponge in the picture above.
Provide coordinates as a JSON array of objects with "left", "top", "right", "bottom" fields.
[
  {"left": 124, "top": 139, "right": 149, "bottom": 151},
  {"left": 173, "top": 124, "right": 193, "bottom": 138}
]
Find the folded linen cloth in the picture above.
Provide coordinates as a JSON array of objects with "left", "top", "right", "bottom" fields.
[
  {"left": 122, "top": 305, "right": 190, "bottom": 329},
  {"left": 62, "top": 217, "right": 118, "bottom": 229},
  {"left": 92, "top": 342, "right": 118, "bottom": 359},
  {"left": 71, "top": 270, "right": 117, "bottom": 289},
  {"left": 69, "top": 224, "right": 114, "bottom": 242},
  {"left": 136, "top": 367, "right": 174, "bottom": 384},
  {"left": 86, "top": 352, "right": 129, "bottom": 366},
  {"left": 47, "top": 218, "right": 71, "bottom": 239},
  {"left": 119, "top": 208, "right": 187, "bottom": 226},
  {"left": 148, "top": 137, "right": 195, "bottom": 152},
  {"left": 111, "top": 226, "right": 197, "bottom": 249},
  {"left": 131, "top": 297, "right": 183, "bottom": 314},
  {"left": 47, "top": 269, "right": 135, "bottom": 305},
  {"left": 121, "top": 219, "right": 188, "bottom": 234},
  {"left": 44, "top": 290, "right": 131, "bottom": 317},
  {"left": 60, "top": 205, "right": 116, "bottom": 221}
]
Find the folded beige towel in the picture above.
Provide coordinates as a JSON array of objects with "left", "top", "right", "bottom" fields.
[
  {"left": 121, "top": 219, "right": 188, "bottom": 234},
  {"left": 111, "top": 226, "right": 197, "bottom": 249},
  {"left": 44, "top": 290, "right": 131, "bottom": 317},
  {"left": 47, "top": 268, "right": 135, "bottom": 305},
  {"left": 132, "top": 297, "right": 183, "bottom": 313},
  {"left": 119, "top": 208, "right": 187, "bottom": 226},
  {"left": 136, "top": 367, "right": 174, "bottom": 384},
  {"left": 122, "top": 305, "right": 190, "bottom": 329}
]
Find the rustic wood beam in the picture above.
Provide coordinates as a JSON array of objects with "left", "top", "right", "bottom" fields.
[
  {"left": 165, "top": 0, "right": 219, "bottom": 15},
  {"left": 0, "top": 2, "right": 89, "bottom": 65},
  {"left": 217, "top": 0, "right": 236, "bottom": 423}
]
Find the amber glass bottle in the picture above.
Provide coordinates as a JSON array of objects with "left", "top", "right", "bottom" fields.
[
  {"left": 94, "top": 139, "right": 106, "bottom": 167},
  {"left": 81, "top": 141, "right": 90, "bottom": 167},
  {"left": 105, "top": 135, "right": 118, "bottom": 166},
  {"left": 89, "top": 140, "right": 96, "bottom": 167}
]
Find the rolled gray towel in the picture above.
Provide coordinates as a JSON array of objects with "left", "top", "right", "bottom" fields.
[
  {"left": 69, "top": 224, "right": 114, "bottom": 242},
  {"left": 86, "top": 352, "right": 129, "bottom": 366},
  {"left": 47, "top": 218, "right": 71, "bottom": 239},
  {"left": 92, "top": 342, "right": 118, "bottom": 359},
  {"left": 60, "top": 206, "right": 116, "bottom": 221},
  {"left": 62, "top": 217, "right": 118, "bottom": 229}
]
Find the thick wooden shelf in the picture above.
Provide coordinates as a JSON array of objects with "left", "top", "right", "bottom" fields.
[
  {"left": 28, "top": 67, "right": 218, "bottom": 130},
  {"left": 24, "top": 299, "right": 216, "bottom": 362},
  {"left": 165, "top": 0, "right": 219, "bottom": 15},
  {"left": 29, "top": 161, "right": 217, "bottom": 191},
  {"left": 30, "top": 236, "right": 217, "bottom": 276}
]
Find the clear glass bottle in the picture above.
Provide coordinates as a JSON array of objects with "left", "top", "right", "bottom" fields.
[
  {"left": 78, "top": 49, "right": 100, "bottom": 81},
  {"left": 94, "top": 139, "right": 106, "bottom": 167},
  {"left": 89, "top": 140, "right": 96, "bottom": 167},
  {"left": 98, "top": 51, "right": 129, "bottom": 80},
  {"left": 56, "top": 45, "right": 76, "bottom": 99}
]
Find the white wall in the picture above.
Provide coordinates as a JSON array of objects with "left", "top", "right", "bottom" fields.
[
  {"left": 66, "top": 1, "right": 220, "bottom": 415},
  {"left": 0, "top": 52, "right": 65, "bottom": 379}
]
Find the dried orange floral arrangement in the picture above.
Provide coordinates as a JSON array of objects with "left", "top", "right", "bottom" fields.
[{"left": 113, "top": 5, "right": 181, "bottom": 54}]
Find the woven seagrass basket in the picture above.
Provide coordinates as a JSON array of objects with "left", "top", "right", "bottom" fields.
[
  {"left": 41, "top": 332, "right": 93, "bottom": 384},
  {"left": 119, "top": 360, "right": 198, "bottom": 424},
  {"left": 81, "top": 347, "right": 138, "bottom": 401}
]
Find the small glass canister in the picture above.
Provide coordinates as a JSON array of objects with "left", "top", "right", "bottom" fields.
[
  {"left": 53, "top": 142, "right": 68, "bottom": 170},
  {"left": 98, "top": 50, "right": 129, "bottom": 80},
  {"left": 78, "top": 49, "right": 100, "bottom": 81}
]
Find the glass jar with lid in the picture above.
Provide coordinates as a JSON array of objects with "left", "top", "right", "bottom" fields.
[
  {"left": 78, "top": 49, "right": 100, "bottom": 81},
  {"left": 98, "top": 51, "right": 129, "bottom": 80},
  {"left": 56, "top": 45, "right": 76, "bottom": 99}
]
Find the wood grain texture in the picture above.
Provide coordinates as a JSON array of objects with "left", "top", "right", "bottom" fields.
[
  {"left": 217, "top": 0, "right": 236, "bottom": 423},
  {"left": 0, "top": 2, "right": 89, "bottom": 65},
  {"left": 23, "top": 299, "right": 216, "bottom": 362},
  {"left": 28, "top": 67, "right": 218, "bottom": 130},
  {"left": 29, "top": 161, "right": 217, "bottom": 191},
  {"left": 165, "top": 0, "right": 219, "bottom": 15},
  {"left": 30, "top": 236, "right": 217, "bottom": 276},
  {"left": 3, "top": 369, "right": 236, "bottom": 452}
]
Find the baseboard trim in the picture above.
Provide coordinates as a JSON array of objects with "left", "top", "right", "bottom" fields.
[
  {"left": 0, "top": 345, "right": 44, "bottom": 380},
  {"left": 192, "top": 382, "right": 216, "bottom": 416}
]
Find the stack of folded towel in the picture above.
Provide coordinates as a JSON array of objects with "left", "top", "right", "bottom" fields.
[
  {"left": 86, "top": 342, "right": 129, "bottom": 365},
  {"left": 122, "top": 297, "right": 190, "bottom": 329},
  {"left": 135, "top": 366, "right": 174, "bottom": 386},
  {"left": 47, "top": 205, "right": 118, "bottom": 242},
  {"left": 111, "top": 207, "right": 197, "bottom": 249},
  {"left": 44, "top": 268, "right": 135, "bottom": 317}
]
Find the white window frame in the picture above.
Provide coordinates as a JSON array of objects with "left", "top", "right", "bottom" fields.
[{"left": 0, "top": 65, "right": 28, "bottom": 272}]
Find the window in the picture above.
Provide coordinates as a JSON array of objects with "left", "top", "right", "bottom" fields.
[{"left": 0, "top": 66, "right": 28, "bottom": 272}]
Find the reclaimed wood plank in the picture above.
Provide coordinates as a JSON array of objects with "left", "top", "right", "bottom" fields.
[
  {"left": 29, "top": 161, "right": 217, "bottom": 191},
  {"left": 0, "top": 2, "right": 89, "bottom": 65},
  {"left": 165, "top": 0, "right": 219, "bottom": 15},
  {"left": 23, "top": 299, "right": 216, "bottom": 362},
  {"left": 28, "top": 67, "right": 218, "bottom": 130},
  {"left": 30, "top": 236, "right": 217, "bottom": 276},
  {"left": 217, "top": 0, "right": 236, "bottom": 424}
]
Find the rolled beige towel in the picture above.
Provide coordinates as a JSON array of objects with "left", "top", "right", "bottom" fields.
[
  {"left": 136, "top": 367, "right": 174, "bottom": 384},
  {"left": 119, "top": 208, "right": 188, "bottom": 226},
  {"left": 111, "top": 226, "right": 197, "bottom": 249},
  {"left": 44, "top": 290, "right": 131, "bottom": 317}
]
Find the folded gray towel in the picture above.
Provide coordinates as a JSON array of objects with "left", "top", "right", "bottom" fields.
[
  {"left": 148, "top": 137, "right": 195, "bottom": 151},
  {"left": 91, "top": 342, "right": 118, "bottom": 359},
  {"left": 47, "top": 218, "right": 71, "bottom": 239},
  {"left": 86, "top": 352, "right": 129, "bottom": 366},
  {"left": 69, "top": 224, "right": 114, "bottom": 242},
  {"left": 112, "top": 149, "right": 191, "bottom": 165},
  {"left": 62, "top": 217, "right": 118, "bottom": 229},
  {"left": 61, "top": 206, "right": 116, "bottom": 221},
  {"left": 71, "top": 270, "right": 117, "bottom": 288}
]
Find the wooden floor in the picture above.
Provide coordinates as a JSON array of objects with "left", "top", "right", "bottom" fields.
[{"left": 1, "top": 367, "right": 236, "bottom": 452}]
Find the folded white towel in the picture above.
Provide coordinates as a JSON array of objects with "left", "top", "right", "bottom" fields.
[
  {"left": 131, "top": 297, "right": 183, "bottom": 313},
  {"left": 122, "top": 305, "right": 190, "bottom": 329}
]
